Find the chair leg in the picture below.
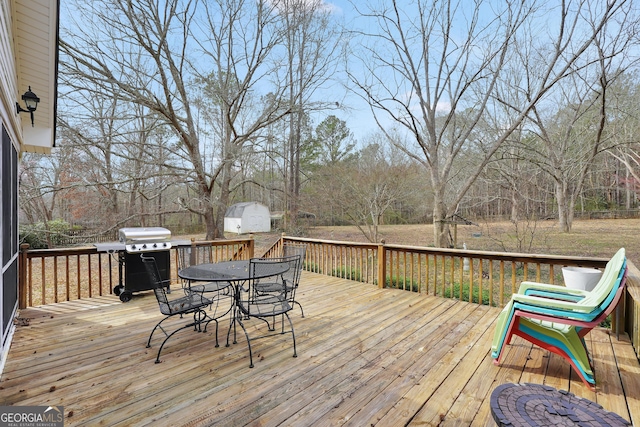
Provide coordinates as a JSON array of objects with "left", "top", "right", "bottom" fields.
[
  {"left": 154, "top": 323, "right": 194, "bottom": 363},
  {"left": 226, "top": 308, "right": 238, "bottom": 346},
  {"left": 294, "top": 300, "right": 304, "bottom": 318},
  {"left": 147, "top": 315, "right": 171, "bottom": 348},
  {"left": 235, "top": 315, "right": 254, "bottom": 368},
  {"left": 203, "top": 317, "right": 220, "bottom": 347},
  {"left": 150, "top": 309, "right": 207, "bottom": 363},
  {"left": 284, "top": 312, "right": 297, "bottom": 358}
]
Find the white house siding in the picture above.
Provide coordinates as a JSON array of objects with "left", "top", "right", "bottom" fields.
[
  {"left": 0, "top": 0, "right": 57, "bottom": 374},
  {"left": 0, "top": 0, "right": 19, "bottom": 375},
  {"left": 14, "top": 0, "right": 57, "bottom": 153},
  {"left": 0, "top": 0, "right": 20, "bottom": 145}
]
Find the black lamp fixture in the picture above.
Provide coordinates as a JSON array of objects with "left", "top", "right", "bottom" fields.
[{"left": 16, "top": 86, "right": 40, "bottom": 127}]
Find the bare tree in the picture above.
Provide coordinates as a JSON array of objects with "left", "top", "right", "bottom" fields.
[
  {"left": 349, "top": 0, "right": 631, "bottom": 247},
  {"left": 279, "top": 0, "right": 344, "bottom": 230},
  {"left": 311, "top": 132, "right": 418, "bottom": 242},
  {"left": 60, "top": 0, "right": 296, "bottom": 238},
  {"left": 525, "top": 4, "right": 638, "bottom": 232},
  {"left": 604, "top": 73, "right": 640, "bottom": 206}
]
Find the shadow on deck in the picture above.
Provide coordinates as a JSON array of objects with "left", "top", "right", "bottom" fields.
[{"left": 2, "top": 272, "right": 639, "bottom": 426}]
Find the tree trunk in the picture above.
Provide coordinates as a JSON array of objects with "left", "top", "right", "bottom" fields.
[
  {"left": 203, "top": 209, "right": 217, "bottom": 240},
  {"left": 511, "top": 190, "right": 519, "bottom": 222},
  {"left": 556, "top": 181, "right": 572, "bottom": 233},
  {"left": 432, "top": 198, "right": 450, "bottom": 248}
]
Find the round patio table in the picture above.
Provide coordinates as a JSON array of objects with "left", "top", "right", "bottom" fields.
[
  {"left": 490, "top": 383, "right": 630, "bottom": 426},
  {"left": 179, "top": 260, "right": 254, "bottom": 283},
  {"left": 178, "top": 260, "right": 290, "bottom": 345}
]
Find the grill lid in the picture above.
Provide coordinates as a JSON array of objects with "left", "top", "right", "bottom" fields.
[
  {"left": 118, "top": 227, "right": 172, "bottom": 253},
  {"left": 119, "top": 227, "right": 171, "bottom": 244}
]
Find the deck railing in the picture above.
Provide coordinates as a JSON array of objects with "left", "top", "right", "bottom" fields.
[
  {"left": 18, "top": 238, "right": 254, "bottom": 308},
  {"left": 624, "top": 262, "right": 640, "bottom": 359},
  {"left": 18, "top": 234, "right": 640, "bottom": 360},
  {"left": 269, "top": 235, "right": 610, "bottom": 304}
]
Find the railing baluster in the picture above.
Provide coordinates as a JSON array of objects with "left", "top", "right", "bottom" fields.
[
  {"left": 459, "top": 256, "right": 463, "bottom": 300},
  {"left": 438, "top": 255, "right": 444, "bottom": 297},
  {"left": 499, "top": 261, "right": 505, "bottom": 306},
  {"left": 88, "top": 253, "right": 93, "bottom": 298},
  {"left": 65, "top": 256, "right": 70, "bottom": 301},
  {"left": 76, "top": 254, "right": 81, "bottom": 299},
  {"left": 489, "top": 259, "right": 494, "bottom": 307},
  {"left": 448, "top": 255, "right": 453, "bottom": 298},
  {"left": 53, "top": 256, "right": 59, "bottom": 303},
  {"left": 469, "top": 257, "right": 474, "bottom": 303},
  {"left": 97, "top": 253, "right": 103, "bottom": 297},
  {"left": 40, "top": 257, "right": 45, "bottom": 306},
  {"left": 479, "top": 258, "right": 484, "bottom": 305}
]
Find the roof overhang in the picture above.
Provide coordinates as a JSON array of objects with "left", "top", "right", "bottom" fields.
[{"left": 13, "top": 0, "right": 59, "bottom": 154}]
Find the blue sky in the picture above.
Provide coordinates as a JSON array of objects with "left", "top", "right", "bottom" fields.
[{"left": 300, "top": 0, "right": 376, "bottom": 144}]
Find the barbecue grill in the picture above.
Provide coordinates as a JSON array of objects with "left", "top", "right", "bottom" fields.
[{"left": 95, "top": 227, "right": 184, "bottom": 302}]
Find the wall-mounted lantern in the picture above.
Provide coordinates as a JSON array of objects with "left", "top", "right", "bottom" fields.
[{"left": 16, "top": 86, "right": 40, "bottom": 127}]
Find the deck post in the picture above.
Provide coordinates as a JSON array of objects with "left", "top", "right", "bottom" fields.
[
  {"left": 377, "top": 240, "right": 386, "bottom": 289},
  {"left": 248, "top": 235, "right": 255, "bottom": 258},
  {"left": 189, "top": 238, "right": 197, "bottom": 266},
  {"left": 18, "top": 243, "right": 30, "bottom": 309}
]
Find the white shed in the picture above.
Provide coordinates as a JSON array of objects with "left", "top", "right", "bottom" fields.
[{"left": 224, "top": 202, "right": 271, "bottom": 234}]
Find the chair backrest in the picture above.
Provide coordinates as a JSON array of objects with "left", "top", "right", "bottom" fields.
[
  {"left": 283, "top": 243, "right": 306, "bottom": 262},
  {"left": 591, "top": 266, "right": 628, "bottom": 325},
  {"left": 176, "top": 246, "right": 193, "bottom": 270},
  {"left": 141, "top": 254, "right": 173, "bottom": 314},
  {"left": 282, "top": 255, "right": 302, "bottom": 295},
  {"left": 250, "top": 256, "right": 300, "bottom": 302},
  {"left": 283, "top": 243, "right": 306, "bottom": 285},
  {"left": 578, "top": 248, "right": 625, "bottom": 309}
]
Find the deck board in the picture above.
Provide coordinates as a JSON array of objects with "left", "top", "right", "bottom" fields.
[{"left": 1, "top": 271, "right": 638, "bottom": 426}]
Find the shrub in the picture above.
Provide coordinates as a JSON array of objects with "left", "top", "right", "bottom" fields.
[
  {"left": 305, "top": 262, "right": 322, "bottom": 274},
  {"left": 385, "top": 276, "right": 419, "bottom": 292},
  {"left": 331, "top": 266, "right": 362, "bottom": 282},
  {"left": 19, "top": 219, "right": 75, "bottom": 249},
  {"left": 443, "top": 282, "right": 496, "bottom": 306}
]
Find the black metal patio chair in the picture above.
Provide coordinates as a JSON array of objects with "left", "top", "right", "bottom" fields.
[
  {"left": 175, "top": 246, "right": 234, "bottom": 347},
  {"left": 229, "top": 256, "right": 300, "bottom": 368},
  {"left": 142, "top": 254, "right": 213, "bottom": 363},
  {"left": 282, "top": 243, "right": 307, "bottom": 317},
  {"left": 257, "top": 243, "right": 306, "bottom": 317}
]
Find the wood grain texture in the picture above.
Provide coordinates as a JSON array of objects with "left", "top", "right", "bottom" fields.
[{"left": 1, "top": 272, "right": 637, "bottom": 426}]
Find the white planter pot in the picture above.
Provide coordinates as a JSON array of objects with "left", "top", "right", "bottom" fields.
[{"left": 562, "top": 267, "right": 602, "bottom": 292}]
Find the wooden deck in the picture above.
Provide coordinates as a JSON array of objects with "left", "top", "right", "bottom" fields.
[{"left": 2, "top": 272, "right": 639, "bottom": 426}]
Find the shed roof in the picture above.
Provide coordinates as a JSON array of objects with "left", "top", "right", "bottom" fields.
[{"left": 224, "top": 202, "right": 268, "bottom": 218}]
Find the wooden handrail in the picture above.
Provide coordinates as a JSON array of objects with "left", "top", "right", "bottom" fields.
[{"left": 19, "top": 238, "right": 254, "bottom": 307}]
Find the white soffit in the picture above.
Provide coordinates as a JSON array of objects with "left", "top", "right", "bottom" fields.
[{"left": 14, "top": 0, "right": 58, "bottom": 154}]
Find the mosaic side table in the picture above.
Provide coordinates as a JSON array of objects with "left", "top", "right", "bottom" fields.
[{"left": 490, "top": 383, "right": 630, "bottom": 426}]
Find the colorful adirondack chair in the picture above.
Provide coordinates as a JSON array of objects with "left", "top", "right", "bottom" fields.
[{"left": 491, "top": 248, "right": 627, "bottom": 389}]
